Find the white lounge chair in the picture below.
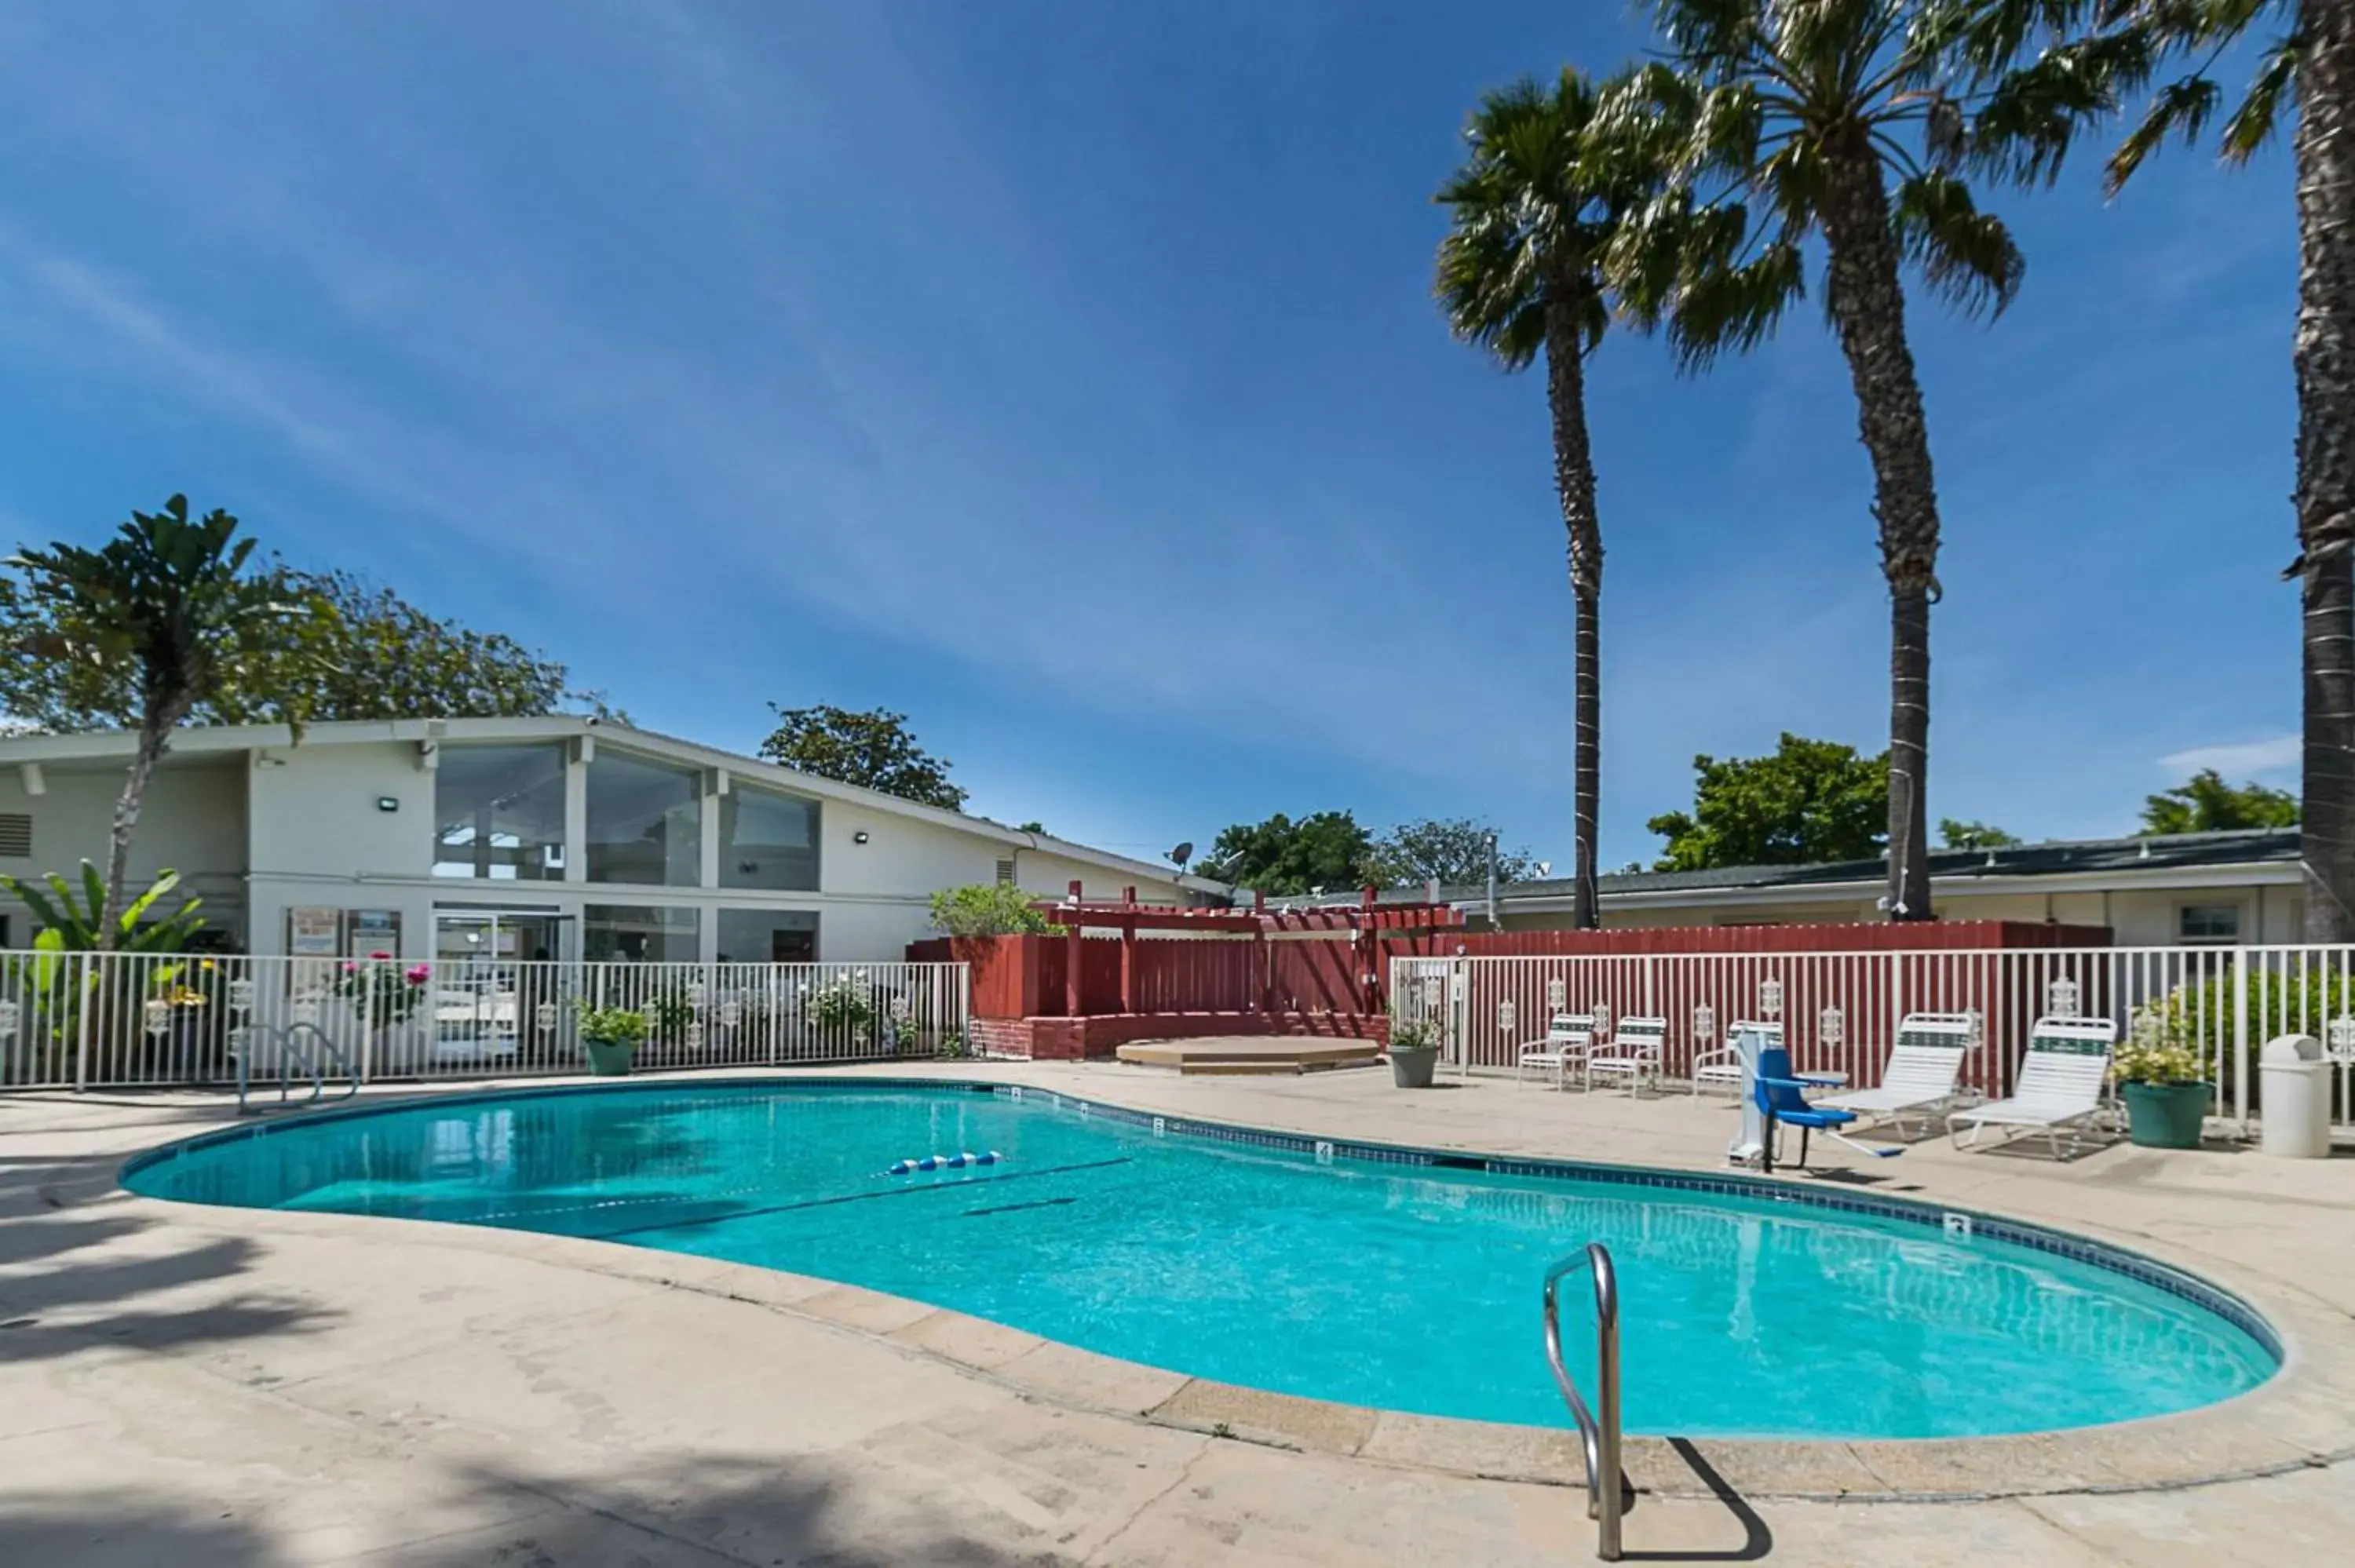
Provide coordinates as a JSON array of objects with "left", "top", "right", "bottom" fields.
[
  {"left": 1947, "top": 1016, "right": 2120, "bottom": 1160},
  {"left": 1517, "top": 1013, "right": 1595, "bottom": 1089},
  {"left": 1816, "top": 1012, "right": 1977, "bottom": 1136},
  {"left": 1692, "top": 1019, "right": 1775, "bottom": 1096},
  {"left": 1587, "top": 1016, "right": 1667, "bottom": 1096}
]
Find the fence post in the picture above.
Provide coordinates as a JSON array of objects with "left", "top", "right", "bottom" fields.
[
  {"left": 2231, "top": 946, "right": 2249, "bottom": 1131},
  {"left": 74, "top": 952, "right": 93, "bottom": 1092}
]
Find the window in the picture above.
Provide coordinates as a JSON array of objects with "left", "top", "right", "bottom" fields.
[
  {"left": 718, "top": 787, "right": 820, "bottom": 891},
  {"left": 2179, "top": 903, "right": 2241, "bottom": 945},
  {"left": 582, "top": 904, "right": 699, "bottom": 963},
  {"left": 586, "top": 753, "right": 702, "bottom": 886},
  {"left": 0, "top": 812, "right": 30, "bottom": 857},
  {"left": 994, "top": 858, "right": 1016, "bottom": 886},
  {"left": 434, "top": 746, "right": 566, "bottom": 880},
  {"left": 717, "top": 908, "right": 819, "bottom": 964}
]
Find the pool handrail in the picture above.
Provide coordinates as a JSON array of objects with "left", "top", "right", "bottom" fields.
[
  {"left": 1543, "top": 1242, "right": 1627, "bottom": 1561},
  {"left": 236, "top": 1020, "right": 360, "bottom": 1116}
]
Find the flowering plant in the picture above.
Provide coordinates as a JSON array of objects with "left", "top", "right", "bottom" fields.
[
  {"left": 2117, "top": 1005, "right": 2209, "bottom": 1086},
  {"left": 332, "top": 952, "right": 432, "bottom": 1030}
]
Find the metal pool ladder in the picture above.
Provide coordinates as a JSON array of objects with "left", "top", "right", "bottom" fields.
[
  {"left": 235, "top": 1021, "right": 360, "bottom": 1115},
  {"left": 1543, "top": 1242, "right": 1628, "bottom": 1561}
]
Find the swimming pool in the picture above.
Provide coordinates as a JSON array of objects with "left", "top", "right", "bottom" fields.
[{"left": 122, "top": 1081, "right": 2278, "bottom": 1440}]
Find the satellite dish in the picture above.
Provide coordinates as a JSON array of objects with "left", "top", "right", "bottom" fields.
[{"left": 1168, "top": 841, "right": 1194, "bottom": 869}]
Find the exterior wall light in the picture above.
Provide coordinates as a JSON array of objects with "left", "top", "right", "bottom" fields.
[{"left": 853, "top": 830, "right": 871, "bottom": 845}]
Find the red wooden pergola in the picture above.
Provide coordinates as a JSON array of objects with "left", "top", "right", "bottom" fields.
[{"left": 1039, "top": 883, "right": 1464, "bottom": 1017}]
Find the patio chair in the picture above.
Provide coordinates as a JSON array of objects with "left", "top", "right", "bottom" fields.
[
  {"left": 1517, "top": 1013, "right": 1596, "bottom": 1089},
  {"left": 1947, "top": 1016, "right": 2120, "bottom": 1160},
  {"left": 1586, "top": 1016, "right": 1667, "bottom": 1096},
  {"left": 1692, "top": 1019, "right": 1775, "bottom": 1096},
  {"left": 1814, "top": 1012, "right": 1977, "bottom": 1136}
]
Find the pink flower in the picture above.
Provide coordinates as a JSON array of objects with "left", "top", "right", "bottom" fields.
[
  {"left": 404, "top": 965, "right": 430, "bottom": 984},
  {"left": 341, "top": 961, "right": 357, "bottom": 973},
  {"left": 368, "top": 950, "right": 392, "bottom": 961}
]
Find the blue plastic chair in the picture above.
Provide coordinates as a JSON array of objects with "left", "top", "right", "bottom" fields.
[{"left": 1754, "top": 1046, "right": 1861, "bottom": 1175}]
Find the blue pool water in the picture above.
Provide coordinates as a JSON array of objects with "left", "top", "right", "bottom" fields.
[{"left": 123, "top": 1082, "right": 2277, "bottom": 1439}]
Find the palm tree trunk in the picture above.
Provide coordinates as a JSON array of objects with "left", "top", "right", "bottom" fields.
[
  {"left": 1816, "top": 144, "right": 1939, "bottom": 923},
  {"left": 2297, "top": 0, "right": 2355, "bottom": 941},
  {"left": 98, "top": 704, "right": 177, "bottom": 950},
  {"left": 1545, "top": 301, "right": 1604, "bottom": 929}
]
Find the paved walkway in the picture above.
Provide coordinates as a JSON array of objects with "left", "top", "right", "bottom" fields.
[{"left": 6, "top": 1062, "right": 2355, "bottom": 1565}]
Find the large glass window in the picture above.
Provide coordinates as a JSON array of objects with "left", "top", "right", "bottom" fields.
[
  {"left": 434, "top": 744, "right": 567, "bottom": 880},
  {"left": 583, "top": 904, "right": 699, "bottom": 963},
  {"left": 587, "top": 753, "right": 702, "bottom": 886},
  {"left": 719, "top": 787, "right": 820, "bottom": 891},
  {"left": 717, "top": 908, "right": 820, "bottom": 963}
]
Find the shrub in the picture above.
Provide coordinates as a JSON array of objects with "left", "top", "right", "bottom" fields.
[{"left": 928, "top": 883, "right": 1054, "bottom": 937}]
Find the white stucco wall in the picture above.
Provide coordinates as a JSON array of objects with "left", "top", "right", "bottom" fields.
[{"left": 0, "top": 760, "right": 247, "bottom": 944}]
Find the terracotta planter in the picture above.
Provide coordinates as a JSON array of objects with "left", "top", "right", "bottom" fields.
[
  {"left": 583, "top": 1037, "right": 637, "bottom": 1078},
  {"left": 1389, "top": 1045, "right": 1440, "bottom": 1088},
  {"left": 2122, "top": 1081, "right": 2211, "bottom": 1149}
]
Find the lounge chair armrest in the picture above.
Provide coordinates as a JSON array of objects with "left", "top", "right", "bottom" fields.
[{"left": 1757, "top": 1075, "right": 1822, "bottom": 1092}]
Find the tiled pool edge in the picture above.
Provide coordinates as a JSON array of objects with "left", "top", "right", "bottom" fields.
[{"left": 111, "top": 1072, "right": 2355, "bottom": 1502}]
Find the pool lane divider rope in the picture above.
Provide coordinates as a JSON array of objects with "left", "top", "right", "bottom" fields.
[{"left": 582, "top": 1156, "right": 1133, "bottom": 1242}]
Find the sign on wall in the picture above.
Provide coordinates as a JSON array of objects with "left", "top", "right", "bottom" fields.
[
  {"left": 349, "top": 909, "right": 402, "bottom": 955},
  {"left": 287, "top": 906, "right": 341, "bottom": 957}
]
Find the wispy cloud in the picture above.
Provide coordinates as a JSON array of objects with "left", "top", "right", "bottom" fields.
[{"left": 2160, "top": 735, "right": 2300, "bottom": 779}]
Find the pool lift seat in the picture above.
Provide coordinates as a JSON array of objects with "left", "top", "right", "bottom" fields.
[{"left": 1752, "top": 1046, "right": 1903, "bottom": 1176}]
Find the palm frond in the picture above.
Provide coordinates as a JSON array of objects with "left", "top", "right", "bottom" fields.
[
  {"left": 1970, "top": 29, "right": 2159, "bottom": 186},
  {"left": 1667, "top": 235, "right": 1807, "bottom": 371},
  {"left": 2106, "top": 71, "right": 2222, "bottom": 193},
  {"left": 1893, "top": 170, "right": 2026, "bottom": 315},
  {"left": 2219, "top": 36, "right": 2300, "bottom": 165}
]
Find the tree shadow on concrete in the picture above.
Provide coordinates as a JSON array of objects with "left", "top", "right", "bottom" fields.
[
  {"left": 0, "top": 1157, "right": 337, "bottom": 1366},
  {"left": 1, "top": 1453, "right": 1083, "bottom": 1567}
]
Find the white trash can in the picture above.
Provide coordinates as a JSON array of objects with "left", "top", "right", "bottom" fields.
[{"left": 2260, "top": 1034, "right": 2331, "bottom": 1159}]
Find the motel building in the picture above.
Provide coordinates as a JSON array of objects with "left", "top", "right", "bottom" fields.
[
  {"left": 0, "top": 717, "right": 1216, "bottom": 967},
  {"left": 1312, "top": 829, "right": 2306, "bottom": 950}
]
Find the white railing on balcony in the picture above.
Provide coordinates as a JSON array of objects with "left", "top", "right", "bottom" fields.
[
  {"left": 0, "top": 953, "right": 970, "bottom": 1091},
  {"left": 1391, "top": 944, "right": 2355, "bottom": 1134}
]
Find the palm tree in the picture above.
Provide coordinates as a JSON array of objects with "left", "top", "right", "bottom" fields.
[
  {"left": 9, "top": 498, "right": 312, "bottom": 947},
  {"left": 1611, "top": 1, "right": 2051, "bottom": 922},
  {"left": 1975, "top": 0, "right": 2355, "bottom": 935},
  {"left": 1435, "top": 68, "right": 1667, "bottom": 928}
]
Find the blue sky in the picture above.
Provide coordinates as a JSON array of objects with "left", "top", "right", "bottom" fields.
[{"left": 0, "top": 2, "right": 2301, "bottom": 871}]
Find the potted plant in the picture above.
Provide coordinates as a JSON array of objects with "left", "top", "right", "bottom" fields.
[
  {"left": 2115, "top": 1015, "right": 2212, "bottom": 1150},
  {"left": 1388, "top": 1015, "right": 1442, "bottom": 1089},
  {"left": 577, "top": 1003, "right": 648, "bottom": 1078}
]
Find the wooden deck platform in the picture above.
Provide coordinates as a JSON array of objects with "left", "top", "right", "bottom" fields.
[{"left": 1112, "top": 1035, "right": 1382, "bottom": 1075}]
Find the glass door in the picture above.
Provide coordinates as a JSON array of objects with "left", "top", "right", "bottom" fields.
[{"left": 433, "top": 910, "right": 571, "bottom": 1067}]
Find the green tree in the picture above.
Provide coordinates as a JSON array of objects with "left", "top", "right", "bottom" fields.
[
  {"left": 2141, "top": 769, "right": 2302, "bottom": 834},
  {"left": 1364, "top": 818, "right": 1535, "bottom": 887},
  {"left": 1616, "top": 3, "right": 2072, "bottom": 920},
  {"left": 1648, "top": 734, "right": 1889, "bottom": 870},
  {"left": 759, "top": 703, "right": 967, "bottom": 810},
  {"left": 1437, "top": 68, "right": 1670, "bottom": 930},
  {"left": 1940, "top": 817, "right": 2020, "bottom": 850},
  {"left": 927, "top": 883, "right": 1055, "bottom": 937},
  {"left": 1203, "top": 811, "right": 1374, "bottom": 895},
  {"left": 0, "top": 561, "right": 574, "bottom": 728},
  {"left": 1974, "top": 0, "right": 2355, "bottom": 935},
  {"left": 8, "top": 498, "right": 326, "bottom": 946}
]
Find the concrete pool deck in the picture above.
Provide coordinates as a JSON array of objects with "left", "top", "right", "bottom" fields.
[{"left": 9, "top": 1061, "right": 2355, "bottom": 1565}]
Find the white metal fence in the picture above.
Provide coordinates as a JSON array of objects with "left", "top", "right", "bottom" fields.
[
  {"left": 1391, "top": 944, "right": 2355, "bottom": 1134},
  {"left": 0, "top": 952, "right": 971, "bottom": 1091}
]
